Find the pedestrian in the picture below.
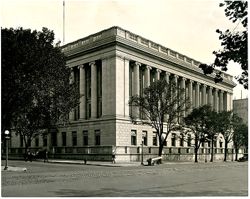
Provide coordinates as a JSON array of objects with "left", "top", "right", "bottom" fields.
[
  {"left": 44, "top": 149, "right": 48, "bottom": 163},
  {"left": 112, "top": 147, "right": 116, "bottom": 164}
]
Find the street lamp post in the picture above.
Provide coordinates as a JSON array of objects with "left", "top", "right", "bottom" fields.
[
  {"left": 141, "top": 138, "right": 144, "bottom": 165},
  {"left": 4, "top": 130, "right": 10, "bottom": 170}
]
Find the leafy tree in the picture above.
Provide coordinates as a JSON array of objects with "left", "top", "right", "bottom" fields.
[
  {"left": 216, "top": 111, "right": 241, "bottom": 161},
  {"left": 205, "top": 109, "right": 221, "bottom": 162},
  {"left": 1, "top": 27, "right": 80, "bottom": 152},
  {"left": 232, "top": 116, "right": 248, "bottom": 161},
  {"left": 129, "top": 79, "right": 189, "bottom": 157},
  {"left": 183, "top": 105, "right": 211, "bottom": 163},
  {"left": 199, "top": 1, "right": 248, "bottom": 89}
]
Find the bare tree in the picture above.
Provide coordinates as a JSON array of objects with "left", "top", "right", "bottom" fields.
[{"left": 129, "top": 79, "right": 190, "bottom": 157}]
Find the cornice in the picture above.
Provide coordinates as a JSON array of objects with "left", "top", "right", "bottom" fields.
[{"left": 61, "top": 26, "right": 236, "bottom": 88}]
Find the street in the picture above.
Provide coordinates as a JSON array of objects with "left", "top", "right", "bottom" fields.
[{"left": 1, "top": 160, "right": 248, "bottom": 197}]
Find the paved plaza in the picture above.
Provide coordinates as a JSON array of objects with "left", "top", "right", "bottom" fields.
[{"left": 1, "top": 160, "right": 248, "bottom": 197}]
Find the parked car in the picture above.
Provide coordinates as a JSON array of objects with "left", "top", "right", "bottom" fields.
[{"left": 238, "top": 153, "right": 248, "bottom": 162}]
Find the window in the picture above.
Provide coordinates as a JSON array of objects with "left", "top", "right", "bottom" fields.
[
  {"left": 142, "top": 131, "right": 147, "bottom": 146},
  {"left": 35, "top": 137, "right": 39, "bottom": 147},
  {"left": 208, "top": 141, "right": 211, "bottom": 147},
  {"left": 20, "top": 135, "right": 23, "bottom": 147},
  {"left": 43, "top": 136, "right": 47, "bottom": 147},
  {"left": 186, "top": 148, "right": 190, "bottom": 153},
  {"left": 201, "top": 142, "right": 204, "bottom": 147},
  {"left": 171, "top": 133, "right": 176, "bottom": 147},
  {"left": 51, "top": 132, "right": 57, "bottom": 146},
  {"left": 86, "top": 66, "right": 91, "bottom": 119},
  {"left": 62, "top": 132, "right": 66, "bottom": 146},
  {"left": 97, "top": 62, "right": 102, "bottom": 118},
  {"left": 72, "top": 131, "right": 77, "bottom": 146},
  {"left": 163, "top": 140, "right": 167, "bottom": 146},
  {"left": 187, "top": 134, "right": 191, "bottom": 147},
  {"left": 83, "top": 131, "right": 88, "bottom": 146},
  {"left": 214, "top": 141, "right": 217, "bottom": 148},
  {"left": 180, "top": 135, "right": 184, "bottom": 147},
  {"left": 95, "top": 130, "right": 101, "bottom": 145},
  {"left": 87, "top": 103, "right": 91, "bottom": 119},
  {"left": 219, "top": 141, "right": 223, "bottom": 148},
  {"left": 178, "top": 148, "right": 181, "bottom": 154},
  {"left": 153, "top": 132, "right": 157, "bottom": 146},
  {"left": 129, "top": 64, "right": 133, "bottom": 116},
  {"left": 131, "top": 130, "right": 137, "bottom": 145},
  {"left": 163, "top": 133, "right": 167, "bottom": 146}
]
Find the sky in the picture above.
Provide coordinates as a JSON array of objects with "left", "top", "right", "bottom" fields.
[{"left": 1, "top": 0, "right": 248, "bottom": 100}]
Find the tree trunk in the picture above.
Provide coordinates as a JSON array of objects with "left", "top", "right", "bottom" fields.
[
  {"left": 158, "top": 144, "right": 163, "bottom": 156},
  {"left": 235, "top": 148, "right": 238, "bottom": 161},
  {"left": 210, "top": 137, "right": 214, "bottom": 162},
  {"left": 224, "top": 141, "right": 228, "bottom": 162},
  {"left": 158, "top": 144, "right": 164, "bottom": 164},
  {"left": 194, "top": 147, "right": 198, "bottom": 163}
]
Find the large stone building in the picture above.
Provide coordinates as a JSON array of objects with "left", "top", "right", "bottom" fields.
[
  {"left": 233, "top": 98, "right": 248, "bottom": 125},
  {"left": 10, "top": 27, "right": 237, "bottom": 162}
]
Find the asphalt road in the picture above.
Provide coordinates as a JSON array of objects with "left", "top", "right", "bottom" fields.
[{"left": 1, "top": 160, "right": 248, "bottom": 197}]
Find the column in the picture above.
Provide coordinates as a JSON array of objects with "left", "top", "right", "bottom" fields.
[
  {"left": 223, "top": 92, "right": 227, "bottom": 111},
  {"left": 133, "top": 62, "right": 140, "bottom": 117},
  {"left": 133, "top": 62, "right": 140, "bottom": 96},
  {"left": 195, "top": 82, "right": 200, "bottom": 108},
  {"left": 202, "top": 85, "right": 207, "bottom": 106},
  {"left": 180, "top": 77, "right": 186, "bottom": 117},
  {"left": 144, "top": 65, "right": 151, "bottom": 88},
  {"left": 208, "top": 86, "right": 213, "bottom": 107},
  {"left": 165, "top": 72, "right": 170, "bottom": 84},
  {"left": 69, "top": 68, "right": 75, "bottom": 120},
  {"left": 173, "top": 75, "right": 178, "bottom": 123},
  {"left": 163, "top": 72, "right": 171, "bottom": 122},
  {"left": 156, "top": 69, "right": 161, "bottom": 80},
  {"left": 188, "top": 80, "right": 193, "bottom": 113},
  {"left": 79, "top": 65, "right": 86, "bottom": 119},
  {"left": 214, "top": 88, "right": 218, "bottom": 112},
  {"left": 219, "top": 90, "right": 224, "bottom": 112},
  {"left": 90, "top": 61, "right": 97, "bottom": 118}
]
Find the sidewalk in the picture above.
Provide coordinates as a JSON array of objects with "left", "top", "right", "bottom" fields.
[
  {"left": 1, "top": 166, "right": 27, "bottom": 172},
  {"left": 40, "top": 159, "right": 142, "bottom": 167},
  {"left": 41, "top": 159, "right": 196, "bottom": 166}
]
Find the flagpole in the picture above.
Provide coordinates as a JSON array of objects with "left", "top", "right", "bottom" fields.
[{"left": 63, "top": 0, "right": 65, "bottom": 44}]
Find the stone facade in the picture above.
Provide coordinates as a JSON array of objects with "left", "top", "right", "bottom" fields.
[
  {"left": 233, "top": 98, "right": 248, "bottom": 124},
  {"left": 9, "top": 27, "right": 238, "bottom": 162}
]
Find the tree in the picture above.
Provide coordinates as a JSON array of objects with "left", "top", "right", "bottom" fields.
[
  {"left": 1, "top": 27, "right": 80, "bottom": 152},
  {"left": 216, "top": 111, "right": 241, "bottom": 162},
  {"left": 199, "top": 1, "right": 248, "bottom": 89},
  {"left": 232, "top": 116, "right": 248, "bottom": 161},
  {"left": 183, "top": 105, "right": 211, "bottom": 163},
  {"left": 129, "top": 79, "right": 189, "bottom": 157},
  {"left": 203, "top": 108, "right": 220, "bottom": 162}
]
